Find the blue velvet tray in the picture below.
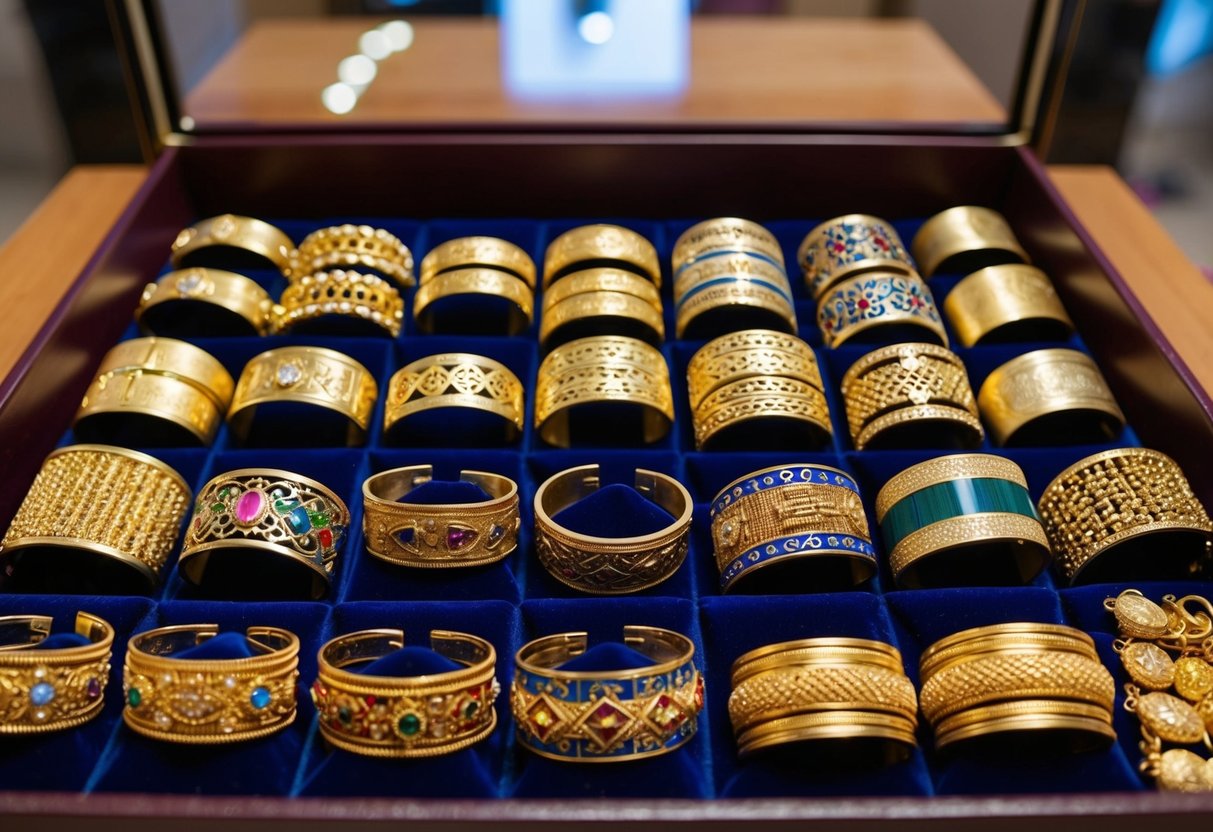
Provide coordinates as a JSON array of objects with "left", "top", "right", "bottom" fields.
[{"left": 3, "top": 215, "right": 1207, "bottom": 801}]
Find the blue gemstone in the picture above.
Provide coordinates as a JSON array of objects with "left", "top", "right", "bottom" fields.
[
  {"left": 396, "top": 527, "right": 415, "bottom": 545},
  {"left": 250, "top": 686, "right": 272, "bottom": 709},
  {"left": 30, "top": 682, "right": 55, "bottom": 707},
  {"left": 285, "top": 506, "right": 312, "bottom": 535}
]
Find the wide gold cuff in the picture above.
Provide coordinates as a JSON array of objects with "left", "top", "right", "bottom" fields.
[
  {"left": 171, "top": 214, "right": 294, "bottom": 274},
  {"left": 413, "top": 268, "right": 534, "bottom": 336},
  {"left": 672, "top": 217, "right": 785, "bottom": 274},
  {"left": 729, "top": 638, "right": 917, "bottom": 760},
  {"left": 0, "top": 445, "right": 191, "bottom": 593},
  {"left": 674, "top": 253, "right": 797, "bottom": 340},
  {"left": 686, "top": 329, "right": 822, "bottom": 409},
  {"left": 693, "top": 376, "right": 832, "bottom": 452},
  {"left": 123, "top": 624, "right": 299, "bottom": 744},
  {"left": 313, "top": 629, "right": 499, "bottom": 758},
  {"left": 136, "top": 269, "right": 273, "bottom": 337},
  {"left": 976, "top": 348, "right": 1125, "bottom": 446},
  {"left": 911, "top": 206, "right": 1030, "bottom": 278},
  {"left": 273, "top": 270, "right": 405, "bottom": 338},
  {"left": 0, "top": 612, "right": 114, "bottom": 735},
  {"left": 840, "top": 342, "right": 983, "bottom": 450},
  {"left": 420, "top": 236, "right": 535, "bottom": 288},
  {"left": 533, "top": 465, "right": 692, "bottom": 594},
  {"left": 1038, "top": 448, "right": 1213, "bottom": 584},
  {"left": 543, "top": 224, "right": 660, "bottom": 289},
  {"left": 817, "top": 272, "right": 947, "bottom": 349},
  {"left": 75, "top": 337, "right": 234, "bottom": 446},
  {"left": 943, "top": 264, "right": 1074, "bottom": 347},
  {"left": 534, "top": 335, "right": 674, "bottom": 447},
  {"left": 362, "top": 465, "right": 520, "bottom": 568},
  {"left": 383, "top": 353, "right": 524, "bottom": 444},
  {"left": 540, "top": 267, "right": 664, "bottom": 350},
  {"left": 798, "top": 214, "right": 915, "bottom": 300},
  {"left": 290, "top": 224, "right": 414, "bottom": 288},
  {"left": 228, "top": 346, "right": 378, "bottom": 446}
]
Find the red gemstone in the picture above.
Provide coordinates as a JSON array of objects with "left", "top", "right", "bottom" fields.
[
  {"left": 832, "top": 242, "right": 845, "bottom": 253},
  {"left": 694, "top": 676, "right": 705, "bottom": 710},
  {"left": 365, "top": 695, "right": 376, "bottom": 706},
  {"left": 857, "top": 298, "right": 869, "bottom": 309},
  {"left": 318, "top": 528, "right": 334, "bottom": 548},
  {"left": 874, "top": 236, "right": 889, "bottom": 250},
  {"left": 593, "top": 701, "right": 625, "bottom": 742}
]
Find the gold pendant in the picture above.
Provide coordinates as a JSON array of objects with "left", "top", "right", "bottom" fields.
[
  {"left": 1157, "top": 748, "right": 1213, "bottom": 792},
  {"left": 1106, "top": 590, "right": 1171, "bottom": 639},
  {"left": 1137, "top": 692, "right": 1207, "bottom": 744},
  {"left": 1121, "top": 641, "right": 1176, "bottom": 690},
  {"left": 1174, "top": 656, "right": 1213, "bottom": 702}
]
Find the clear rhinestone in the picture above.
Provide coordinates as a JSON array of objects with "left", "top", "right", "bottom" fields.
[{"left": 276, "top": 362, "right": 303, "bottom": 387}]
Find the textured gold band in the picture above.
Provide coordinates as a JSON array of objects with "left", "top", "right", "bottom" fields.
[
  {"left": 543, "top": 224, "right": 660, "bottom": 289},
  {"left": 533, "top": 465, "right": 692, "bottom": 594},
  {"left": 918, "top": 621, "right": 1096, "bottom": 672},
  {"left": 384, "top": 353, "right": 525, "bottom": 440},
  {"left": 274, "top": 270, "right": 405, "bottom": 337},
  {"left": 672, "top": 217, "right": 785, "bottom": 273},
  {"left": 123, "top": 624, "right": 299, "bottom": 744},
  {"left": 413, "top": 268, "right": 534, "bottom": 336},
  {"left": 91, "top": 337, "right": 235, "bottom": 406},
  {"left": 362, "top": 465, "right": 520, "bottom": 568},
  {"left": 692, "top": 376, "right": 832, "bottom": 451},
  {"left": 798, "top": 214, "right": 915, "bottom": 300},
  {"left": 1038, "top": 447, "right": 1213, "bottom": 583},
  {"left": 0, "top": 444, "right": 191, "bottom": 591},
  {"left": 420, "top": 236, "right": 535, "bottom": 288},
  {"left": 933, "top": 699, "right": 1116, "bottom": 749},
  {"left": 943, "top": 264, "right": 1073, "bottom": 347},
  {"left": 542, "top": 267, "right": 662, "bottom": 312},
  {"left": 290, "top": 224, "right": 414, "bottom": 288},
  {"left": 911, "top": 206, "right": 1030, "bottom": 278},
  {"left": 171, "top": 214, "right": 294, "bottom": 274},
  {"left": 539, "top": 291, "right": 665, "bottom": 349},
  {"left": 137, "top": 269, "right": 273, "bottom": 337},
  {"left": 977, "top": 348, "right": 1125, "bottom": 446},
  {"left": 686, "top": 329, "right": 821, "bottom": 410},
  {"left": 0, "top": 612, "right": 114, "bottom": 734},
  {"left": 313, "top": 629, "right": 499, "bottom": 758}
]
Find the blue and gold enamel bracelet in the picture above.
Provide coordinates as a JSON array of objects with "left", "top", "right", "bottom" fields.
[
  {"left": 710, "top": 464, "right": 876, "bottom": 593},
  {"left": 875, "top": 454, "right": 1051, "bottom": 589},
  {"left": 511, "top": 626, "right": 703, "bottom": 762}
]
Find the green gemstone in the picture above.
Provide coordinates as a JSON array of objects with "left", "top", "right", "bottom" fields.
[
  {"left": 217, "top": 487, "right": 231, "bottom": 499},
  {"left": 398, "top": 713, "right": 421, "bottom": 736},
  {"left": 273, "top": 498, "right": 299, "bottom": 515},
  {"left": 308, "top": 510, "right": 329, "bottom": 528},
  {"left": 210, "top": 502, "right": 226, "bottom": 513},
  {"left": 127, "top": 687, "right": 142, "bottom": 708},
  {"left": 463, "top": 701, "right": 479, "bottom": 719}
]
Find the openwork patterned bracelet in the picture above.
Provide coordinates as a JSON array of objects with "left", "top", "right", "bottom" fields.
[{"left": 384, "top": 353, "right": 525, "bottom": 444}]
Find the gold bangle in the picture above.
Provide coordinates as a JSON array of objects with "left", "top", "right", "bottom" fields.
[
  {"left": 419, "top": 236, "right": 535, "bottom": 288},
  {"left": 943, "top": 264, "right": 1073, "bottom": 347},
  {"left": 692, "top": 376, "right": 832, "bottom": 452},
  {"left": 542, "top": 267, "right": 661, "bottom": 312},
  {"left": 919, "top": 623, "right": 1097, "bottom": 678},
  {"left": 274, "top": 270, "right": 405, "bottom": 338},
  {"left": 798, "top": 214, "right": 915, "bottom": 300},
  {"left": 312, "top": 629, "right": 499, "bottom": 758},
  {"left": 710, "top": 463, "right": 875, "bottom": 593},
  {"left": 911, "top": 206, "right": 1030, "bottom": 278},
  {"left": 534, "top": 336, "right": 674, "bottom": 447},
  {"left": 136, "top": 269, "right": 273, "bottom": 337},
  {"left": 533, "top": 464, "right": 691, "bottom": 594},
  {"left": 413, "top": 268, "right": 534, "bottom": 336},
  {"left": 123, "top": 624, "right": 299, "bottom": 744},
  {"left": 511, "top": 626, "right": 703, "bottom": 762},
  {"left": 976, "top": 348, "right": 1125, "bottom": 447},
  {"left": 686, "top": 329, "right": 821, "bottom": 410},
  {"left": 1038, "top": 448, "right": 1213, "bottom": 584},
  {"left": 383, "top": 353, "right": 524, "bottom": 444},
  {"left": 289, "top": 224, "right": 414, "bottom": 288},
  {"left": 817, "top": 271, "right": 946, "bottom": 349},
  {"left": 362, "top": 465, "right": 520, "bottom": 568},
  {"left": 539, "top": 290, "right": 665, "bottom": 351},
  {"left": 228, "top": 346, "right": 378, "bottom": 446},
  {"left": 180, "top": 468, "right": 351, "bottom": 600},
  {"left": 874, "top": 454, "right": 1050, "bottom": 588},
  {"left": 672, "top": 217, "right": 785, "bottom": 274},
  {"left": 840, "top": 342, "right": 982, "bottom": 451},
  {"left": 674, "top": 253, "right": 797, "bottom": 340},
  {"left": 171, "top": 214, "right": 294, "bottom": 274},
  {"left": 543, "top": 224, "right": 660, "bottom": 289},
  {"left": 0, "top": 444, "right": 191, "bottom": 593},
  {"left": 0, "top": 612, "right": 114, "bottom": 734}
]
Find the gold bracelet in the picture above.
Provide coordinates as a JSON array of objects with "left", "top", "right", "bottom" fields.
[
  {"left": 543, "top": 224, "right": 660, "bottom": 289},
  {"left": 710, "top": 463, "right": 875, "bottom": 593},
  {"left": 289, "top": 224, "right": 414, "bottom": 288},
  {"left": 171, "top": 214, "right": 294, "bottom": 274},
  {"left": 542, "top": 267, "right": 662, "bottom": 312},
  {"left": 728, "top": 637, "right": 917, "bottom": 760},
  {"left": 672, "top": 217, "right": 785, "bottom": 274},
  {"left": 362, "top": 465, "right": 520, "bottom": 568},
  {"left": 512, "top": 626, "right": 703, "bottom": 762},
  {"left": 1, "top": 444, "right": 191, "bottom": 593},
  {"left": 943, "top": 264, "right": 1073, "bottom": 347},
  {"left": 533, "top": 464, "right": 692, "bottom": 594},
  {"left": 75, "top": 337, "right": 235, "bottom": 446},
  {"left": 312, "top": 629, "right": 499, "bottom": 758},
  {"left": 123, "top": 624, "right": 299, "bottom": 744},
  {"left": 817, "top": 271, "right": 946, "bottom": 349},
  {"left": 911, "top": 206, "right": 1030, "bottom": 278},
  {"left": 136, "top": 269, "right": 273, "bottom": 337},
  {"left": 383, "top": 353, "right": 524, "bottom": 443},
  {"left": 840, "top": 342, "right": 982, "bottom": 450},
  {"left": 798, "top": 214, "right": 915, "bottom": 300},
  {"left": 180, "top": 468, "right": 351, "bottom": 600},
  {"left": 539, "top": 290, "right": 665, "bottom": 351},
  {"left": 228, "top": 346, "right": 378, "bottom": 446},
  {"left": 686, "top": 329, "right": 821, "bottom": 410},
  {"left": 976, "top": 348, "right": 1125, "bottom": 446},
  {"left": 1038, "top": 448, "right": 1213, "bottom": 584},
  {"left": 413, "top": 268, "right": 534, "bottom": 336},
  {"left": 274, "top": 270, "right": 404, "bottom": 338},
  {"left": 534, "top": 335, "right": 674, "bottom": 447},
  {"left": 0, "top": 612, "right": 113, "bottom": 734},
  {"left": 420, "top": 236, "right": 535, "bottom": 288},
  {"left": 692, "top": 376, "right": 833, "bottom": 452},
  {"left": 674, "top": 253, "right": 797, "bottom": 340}
]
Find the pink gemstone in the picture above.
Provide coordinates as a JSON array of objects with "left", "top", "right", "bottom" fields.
[
  {"left": 86, "top": 678, "right": 101, "bottom": 700},
  {"left": 447, "top": 527, "right": 475, "bottom": 549},
  {"left": 235, "top": 490, "right": 265, "bottom": 525}
]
